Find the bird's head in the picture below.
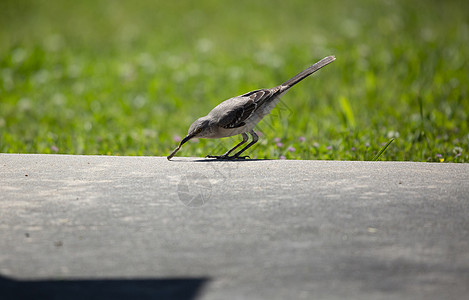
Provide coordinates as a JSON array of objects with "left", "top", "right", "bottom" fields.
[
  {"left": 167, "top": 117, "right": 211, "bottom": 160},
  {"left": 185, "top": 117, "right": 211, "bottom": 141}
]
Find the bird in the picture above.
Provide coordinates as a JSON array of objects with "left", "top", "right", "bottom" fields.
[{"left": 167, "top": 55, "right": 336, "bottom": 160}]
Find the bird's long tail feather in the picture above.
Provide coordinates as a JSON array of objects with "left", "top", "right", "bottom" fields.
[{"left": 281, "top": 56, "right": 335, "bottom": 88}]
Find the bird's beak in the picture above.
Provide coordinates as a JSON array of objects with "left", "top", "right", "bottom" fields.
[
  {"left": 167, "top": 133, "right": 196, "bottom": 160},
  {"left": 179, "top": 134, "right": 195, "bottom": 147}
]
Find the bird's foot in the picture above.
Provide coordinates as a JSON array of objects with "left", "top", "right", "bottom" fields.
[{"left": 205, "top": 155, "right": 250, "bottom": 160}]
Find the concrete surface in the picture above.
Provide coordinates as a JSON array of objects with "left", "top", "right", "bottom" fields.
[{"left": 0, "top": 154, "right": 468, "bottom": 300}]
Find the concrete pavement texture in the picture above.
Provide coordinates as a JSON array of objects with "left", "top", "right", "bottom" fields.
[{"left": 0, "top": 154, "right": 468, "bottom": 300}]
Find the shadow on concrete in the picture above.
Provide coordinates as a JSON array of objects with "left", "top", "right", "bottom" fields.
[
  {"left": 0, "top": 275, "right": 208, "bottom": 300},
  {"left": 170, "top": 158, "right": 270, "bottom": 162},
  {"left": 193, "top": 158, "right": 269, "bottom": 162}
]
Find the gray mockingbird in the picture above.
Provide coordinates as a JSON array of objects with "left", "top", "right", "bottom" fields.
[{"left": 167, "top": 55, "right": 336, "bottom": 160}]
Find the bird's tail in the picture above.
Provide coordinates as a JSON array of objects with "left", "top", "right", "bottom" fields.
[{"left": 281, "top": 56, "right": 335, "bottom": 88}]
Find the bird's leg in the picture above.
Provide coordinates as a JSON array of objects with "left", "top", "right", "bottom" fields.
[
  {"left": 206, "top": 132, "right": 249, "bottom": 159},
  {"left": 223, "top": 132, "right": 250, "bottom": 157},
  {"left": 231, "top": 129, "right": 258, "bottom": 159}
]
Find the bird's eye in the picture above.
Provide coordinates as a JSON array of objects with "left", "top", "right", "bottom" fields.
[{"left": 196, "top": 128, "right": 203, "bottom": 133}]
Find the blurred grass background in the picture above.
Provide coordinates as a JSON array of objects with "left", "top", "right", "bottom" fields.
[{"left": 0, "top": 0, "right": 468, "bottom": 161}]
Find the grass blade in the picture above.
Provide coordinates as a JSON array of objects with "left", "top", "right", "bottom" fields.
[
  {"left": 372, "top": 138, "right": 395, "bottom": 161},
  {"left": 339, "top": 96, "right": 356, "bottom": 128}
]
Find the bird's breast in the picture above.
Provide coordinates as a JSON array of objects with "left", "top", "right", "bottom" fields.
[{"left": 210, "top": 125, "right": 249, "bottom": 138}]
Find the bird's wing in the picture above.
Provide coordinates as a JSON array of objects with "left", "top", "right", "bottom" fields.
[
  {"left": 217, "top": 89, "right": 275, "bottom": 129},
  {"left": 241, "top": 88, "right": 277, "bottom": 107}
]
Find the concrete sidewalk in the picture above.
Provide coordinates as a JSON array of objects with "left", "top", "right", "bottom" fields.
[{"left": 1, "top": 154, "right": 468, "bottom": 300}]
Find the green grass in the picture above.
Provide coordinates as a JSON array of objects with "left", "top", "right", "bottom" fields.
[{"left": 0, "top": 0, "right": 468, "bottom": 162}]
